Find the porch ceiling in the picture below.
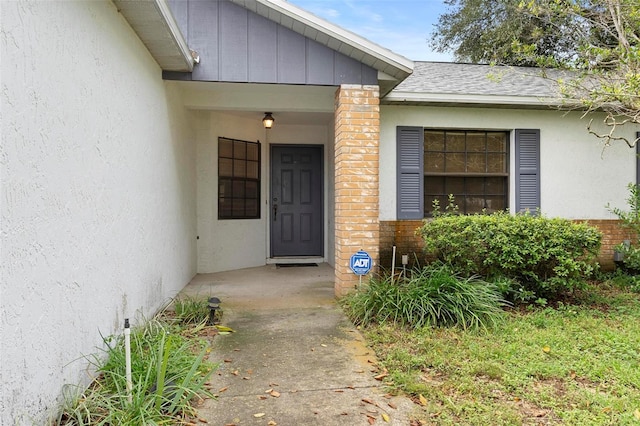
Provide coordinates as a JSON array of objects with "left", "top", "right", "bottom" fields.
[
  {"left": 218, "top": 110, "right": 334, "bottom": 126},
  {"left": 175, "top": 81, "right": 337, "bottom": 114}
]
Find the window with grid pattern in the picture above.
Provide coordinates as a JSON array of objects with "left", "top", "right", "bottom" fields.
[
  {"left": 424, "top": 130, "right": 508, "bottom": 216},
  {"left": 218, "top": 137, "right": 260, "bottom": 219}
]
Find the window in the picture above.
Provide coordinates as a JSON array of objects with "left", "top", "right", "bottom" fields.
[
  {"left": 218, "top": 137, "right": 260, "bottom": 219},
  {"left": 424, "top": 130, "right": 509, "bottom": 215},
  {"left": 397, "top": 126, "right": 539, "bottom": 219}
]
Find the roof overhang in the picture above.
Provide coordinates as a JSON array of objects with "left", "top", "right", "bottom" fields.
[
  {"left": 113, "top": 0, "right": 194, "bottom": 72},
  {"left": 229, "top": 0, "right": 414, "bottom": 92}
]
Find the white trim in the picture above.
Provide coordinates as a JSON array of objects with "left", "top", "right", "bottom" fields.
[
  {"left": 384, "top": 91, "right": 563, "bottom": 107},
  {"left": 113, "top": 0, "right": 194, "bottom": 72},
  {"left": 154, "top": 0, "right": 194, "bottom": 71}
]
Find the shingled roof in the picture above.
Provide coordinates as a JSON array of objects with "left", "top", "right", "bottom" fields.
[{"left": 383, "top": 62, "right": 569, "bottom": 108}]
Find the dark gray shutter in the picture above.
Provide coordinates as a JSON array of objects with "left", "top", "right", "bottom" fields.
[
  {"left": 515, "top": 129, "right": 540, "bottom": 213},
  {"left": 636, "top": 132, "right": 640, "bottom": 185},
  {"left": 397, "top": 126, "right": 424, "bottom": 219}
]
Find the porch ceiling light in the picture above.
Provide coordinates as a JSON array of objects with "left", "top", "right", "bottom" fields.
[{"left": 262, "top": 112, "right": 275, "bottom": 129}]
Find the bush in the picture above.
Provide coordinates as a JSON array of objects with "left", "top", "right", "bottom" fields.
[
  {"left": 417, "top": 212, "right": 602, "bottom": 300},
  {"left": 608, "top": 183, "right": 640, "bottom": 274},
  {"left": 341, "top": 263, "right": 508, "bottom": 330}
]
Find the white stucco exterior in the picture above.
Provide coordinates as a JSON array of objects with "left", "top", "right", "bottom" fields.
[
  {"left": 194, "top": 110, "right": 334, "bottom": 273},
  {"left": 380, "top": 105, "right": 637, "bottom": 220},
  {"left": 1, "top": 2, "right": 197, "bottom": 423}
]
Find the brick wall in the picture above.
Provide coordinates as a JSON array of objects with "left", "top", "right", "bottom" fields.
[
  {"left": 334, "top": 84, "right": 380, "bottom": 295},
  {"left": 380, "top": 220, "right": 426, "bottom": 270},
  {"left": 579, "top": 219, "right": 634, "bottom": 269},
  {"left": 380, "top": 219, "right": 634, "bottom": 272}
]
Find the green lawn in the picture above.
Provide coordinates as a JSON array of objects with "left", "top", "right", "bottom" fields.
[{"left": 363, "top": 282, "right": 640, "bottom": 425}]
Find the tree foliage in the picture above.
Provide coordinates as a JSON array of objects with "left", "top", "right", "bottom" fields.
[
  {"left": 430, "top": 0, "right": 579, "bottom": 65},
  {"left": 431, "top": 0, "right": 640, "bottom": 147}
]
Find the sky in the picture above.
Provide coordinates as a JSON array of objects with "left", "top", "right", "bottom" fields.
[{"left": 287, "top": 0, "right": 454, "bottom": 62}]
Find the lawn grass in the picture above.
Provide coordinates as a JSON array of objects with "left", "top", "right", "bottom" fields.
[{"left": 363, "top": 281, "right": 640, "bottom": 425}]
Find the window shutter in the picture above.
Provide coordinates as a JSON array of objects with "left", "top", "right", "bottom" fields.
[
  {"left": 397, "top": 126, "right": 424, "bottom": 219},
  {"left": 515, "top": 129, "right": 540, "bottom": 213},
  {"left": 636, "top": 132, "right": 640, "bottom": 186}
]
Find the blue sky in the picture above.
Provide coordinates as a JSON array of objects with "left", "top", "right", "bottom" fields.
[{"left": 287, "top": 0, "right": 453, "bottom": 61}]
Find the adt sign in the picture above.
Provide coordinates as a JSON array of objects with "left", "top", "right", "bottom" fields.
[{"left": 350, "top": 250, "right": 372, "bottom": 276}]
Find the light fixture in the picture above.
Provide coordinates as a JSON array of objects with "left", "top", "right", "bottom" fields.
[
  {"left": 207, "top": 297, "right": 221, "bottom": 325},
  {"left": 262, "top": 112, "right": 275, "bottom": 129}
]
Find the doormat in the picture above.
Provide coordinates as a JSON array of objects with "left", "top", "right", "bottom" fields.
[{"left": 276, "top": 263, "right": 318, "bottom": 268}]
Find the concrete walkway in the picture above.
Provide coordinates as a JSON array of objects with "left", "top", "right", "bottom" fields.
[{"left": 180, "top": 264, "right": 415, "bottom": 426}]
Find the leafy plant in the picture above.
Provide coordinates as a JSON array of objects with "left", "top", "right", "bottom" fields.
[
  {"left": 57, "top": 317, "right": 216, "bottom": 425},
  {"left": 172, "top": 296, "right": 210, "bottom": 325},
  {"left": 607, "top": 183, "right": 640, "bottom": 240},
  {"left": 342, "top": 263, "right": 509, "bottom": 330},
  {"left": 418, "top": 210, "right": 602, "bottom": 300},
  {"left": 430, "top": 193, "right": 459, "bottom": 218},
  {"left": 608, "top": 183, "right": 640, "bottom": 274}
]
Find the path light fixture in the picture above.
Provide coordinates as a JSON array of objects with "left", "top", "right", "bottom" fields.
[
  {"left": 262, "top": 112, "right": 275, "bottom": 129},
  {"left": 208, "top": 297, "right": 221, "bottom": 325}
]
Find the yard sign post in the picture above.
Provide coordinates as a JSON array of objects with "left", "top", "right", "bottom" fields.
[{"left": 350, "top": 250, "right": 372, "bottom": 288}]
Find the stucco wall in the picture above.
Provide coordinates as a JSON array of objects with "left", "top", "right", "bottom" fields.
[
  {"left": 1, "top": 2, "right": 197, "bottom": 423},
  {"left": 196, "top": 111, "right": 332, "bottom": 272},
  {"left": 380, "top": 105, "right": 638, "bottom": 220}
]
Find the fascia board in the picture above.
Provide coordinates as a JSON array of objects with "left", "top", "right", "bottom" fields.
[
  {"left": 113, "top": 0, "right": 194, "bottom": 72},
  {"left": 154, "top": 0, "right": 194, "bottom": 71},
  {"left": 383, "top": 91, "right": 564, "bottom": 107}
]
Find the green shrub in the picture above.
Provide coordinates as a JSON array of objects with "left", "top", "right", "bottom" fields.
[
  {"left": 608, "top": 183, "right": 640, "bottom": 274},
  {"left": 341, "top": 263, "right": 508, "bottom": 330},
  {"left": 607, "top": 183, "right": 640, "bottom": 240},
  {"left": 417, "top": 212, "right": 602, "bottom": 300}
]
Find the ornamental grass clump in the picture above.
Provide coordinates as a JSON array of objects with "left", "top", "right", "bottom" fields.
[
  {"left": 341, "top": 263, "right": 508, "bottom": 330},
  {"left": 57, "top": 317, "right": 216, "bottom": 425}
]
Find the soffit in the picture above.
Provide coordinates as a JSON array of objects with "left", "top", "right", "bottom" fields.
[{"left": 113, "top": 0, "right": 194, "bottom": 72}]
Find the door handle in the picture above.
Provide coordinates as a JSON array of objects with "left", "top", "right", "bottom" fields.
[{"left": 273, "top": 203, "right": 278, "bottom": 221}]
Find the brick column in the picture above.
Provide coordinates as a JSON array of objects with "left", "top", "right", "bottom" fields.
[{"left": 334, "top": 84, "right": 380, "bottom": 296}]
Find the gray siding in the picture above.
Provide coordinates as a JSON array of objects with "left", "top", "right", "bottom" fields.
[
  {"left": 637, "top": 132, "right": 640, "bottom": 186},
  {"left": 248, "top": 13, "right": 278, "bottom": 82},
  {"left": 165, "top": 0, "right": 377, "bottom": 85}
]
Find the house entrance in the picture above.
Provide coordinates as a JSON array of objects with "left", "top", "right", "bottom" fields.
[{"left": 270, "top": 145, "right": 323, "bottom": 257}]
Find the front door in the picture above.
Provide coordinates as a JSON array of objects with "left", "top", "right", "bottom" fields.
[{"left": 270, "top": 145, "right": 323, "bottom": 257}]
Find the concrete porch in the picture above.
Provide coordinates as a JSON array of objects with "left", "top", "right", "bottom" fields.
[{"left": 180, "top": 263, "right": 336, "bottom": 310}]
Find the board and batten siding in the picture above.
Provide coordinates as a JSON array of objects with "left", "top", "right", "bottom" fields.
[
  {"left": 165, "top": 0, "right": 377, "bottom": 85},
  {"left": 515, "top": 129, "right": 541, "bottom": 213}
]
